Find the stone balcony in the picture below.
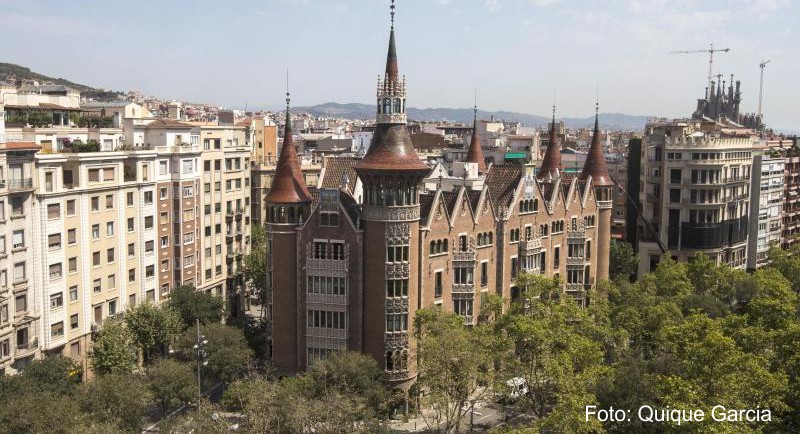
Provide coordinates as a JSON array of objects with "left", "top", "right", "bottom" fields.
[
  {"left": 519, "top": 238, "right": 542, "bottom": 253},
  {"left": 452, "top": 250, "right": 476, "bottom": 263},
  {"left": 452, "top": 283, "right": 475, "bottom": 293},
  {"left": 566, "top": 256, "right": 587, "bottom": 266}
]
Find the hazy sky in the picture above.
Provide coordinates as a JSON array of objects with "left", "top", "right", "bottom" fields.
[{"left": 2, "top": 0, "right": 797, "bottom": 128}]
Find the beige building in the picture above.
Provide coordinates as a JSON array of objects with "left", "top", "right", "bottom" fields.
[
  {"left": 195, "top": 124, "right": 251, "bottom": 315},
  {"left": 34, "top": 150, "right": 158, "bottom": 372},
  {"left": 639, "top": 118, "right": 755, "bottom": 275}
]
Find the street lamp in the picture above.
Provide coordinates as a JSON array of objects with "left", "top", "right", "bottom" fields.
[{"left": 193, "top": 318, "right": 209, "bottom": 406}]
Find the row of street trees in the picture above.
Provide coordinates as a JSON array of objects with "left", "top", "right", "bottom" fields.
[{"left": 409, "top": 245, "right": 800, "bottom": 434}]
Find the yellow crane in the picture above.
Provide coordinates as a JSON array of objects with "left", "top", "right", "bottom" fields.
[{"left": 670, "top": 43, "right": 731, "bottom": 89}]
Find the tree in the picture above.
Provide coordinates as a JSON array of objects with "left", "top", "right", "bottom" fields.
[
  {"left": 90, "top": 319, "right": 137, "bottom": 375},
  {"left": 166, "top": 284, "right": 225, "bottom": 328},
  {"left": 125, "top": 302, "right": 183, "bottom": 363},
  {"left": 77, "top": 373, "right": 152, "bottom": 433},
  {"left": 609, "top": 239, "right": 638, "bottom": 281},
  {"left": 302, "top": 351, "right": 390, "bottom": 416},
  {"left": 415, "top": 308, "right": 499, "bottom": 433},
  {"left": 17, "top": 355, "right": 81, "bottom": 394},
  {"left": 146, "top": 359, "right": 196, "bottom": 411},
  {"left": 243, "top": 224, "right": 268, "bottom": 316},
  {"left": 174, "top": 323, "right": 253, "bottom": 383}
]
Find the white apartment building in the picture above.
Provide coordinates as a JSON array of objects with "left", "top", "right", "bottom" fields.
[
  {"left": 747, "top": 154, "right": 784, "bottom": 269},
  {"left": 639, "top": 118, "right": 756, "bottom": 275},
  {"left": 0, "top": 140, "right": 40, "bottom": 374}
]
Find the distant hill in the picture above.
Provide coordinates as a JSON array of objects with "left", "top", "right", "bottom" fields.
[
  {"left": 0, "top": 62, "right": 124, "bottom": 101},
  {"left": 295, "top": 102, "right": 651, "bottom": 131}
]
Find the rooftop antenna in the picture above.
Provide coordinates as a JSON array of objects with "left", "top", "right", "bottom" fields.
[
  {"left": 758, "top": 59, "right": 771, "bottom": 118},
  {"left": 285, "top": 68, "right": 290, "bottom": 112},
  {"left": 670, "top": 43, "right": 731, "bottom": 90}
]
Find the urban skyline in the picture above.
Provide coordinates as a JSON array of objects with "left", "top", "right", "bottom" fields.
[{"left": 1, "top": 0, "right": 798, "bottom": 129}]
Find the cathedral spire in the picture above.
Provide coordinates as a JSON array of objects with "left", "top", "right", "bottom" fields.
[
  {"left": 385, "top": 0, "right": 399, "bottom": 84},
  {"left": 579, "top": 100, "right": 613, "bottom": 186},
  {"left": 266, "top": 91, "right": 312, "bottom": 204},
  {"left": 537, "top": 103, "right": 561, "bottom": 182},
  {"left": 465, "top": 94, "right": 487, "bottom": 174}
]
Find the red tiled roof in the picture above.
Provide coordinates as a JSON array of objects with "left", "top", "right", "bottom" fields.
[
  {"left": 465, "top": 115, "right": 487, "bottom": 173},
  {"left": 538, "top": 112, "right": 561, "bottom": 181},
  {"left": 266, "top": 112, "right": 312, "bottom": 204},
  {"left": 320, "top": 156, "right": 360, "bottom": 195},
  {"left": 485, "top": 164, "right": 522, "bottom": 213},
  {"left": 3, "top": 141, "right": 41, "bottom": 151},
  {"left": 578, "top": 115, "right": 613, "bottom": 187},
  {"left": 355, "top": 124, "right": 429, "bottom": 173}
]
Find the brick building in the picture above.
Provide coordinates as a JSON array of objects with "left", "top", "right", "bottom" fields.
[{"left": 265, "top": 5, "right": 612, "bottom": 389}]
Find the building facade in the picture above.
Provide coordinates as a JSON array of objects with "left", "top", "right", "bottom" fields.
[
  {"left": 747, "top": 154, "right": 784, "bottom": 269},
  {"left": 638, "top": 118, "right": 755, "bottom": 275},
  {"left": 265, "top": 8, "right": 612, "bottom": 388}
]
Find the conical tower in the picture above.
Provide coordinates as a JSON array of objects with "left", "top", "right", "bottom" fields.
[
  {"left": 354, "top": 0, "right": 428, "bottom": 388},
  {"left": 266, "top": 92, "right": 312, "bottom": 373},
  {"left": 578, "top": 103, "right": 613, "bottom": 281},
  {"left": 537, "top": 106, "right": 561, "bottom": 182},
  {"left": 465, "top": 102, "right": 487, "bottom": 174}
]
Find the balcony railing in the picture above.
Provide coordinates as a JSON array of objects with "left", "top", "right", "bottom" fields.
[
  {"left": 8, "top": 178, "right": 33, "bottom": 191},
  {"left": 452, "top": 283, "right": 475, "bottom": 293},
  {"left": 15, "top": 338, "right": 38, "bottom": 357}
]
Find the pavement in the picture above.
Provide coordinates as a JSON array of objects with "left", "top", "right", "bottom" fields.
[{"left": 389, "top": 400, "right": 532, "bottom": 433}]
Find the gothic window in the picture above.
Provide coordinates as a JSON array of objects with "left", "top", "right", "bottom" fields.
[
  {"left": 393, "top": 98, "right": 401, "bottom": 113},
  {"left": 383, "top": 98, "right": 391, "bottom": 114}
]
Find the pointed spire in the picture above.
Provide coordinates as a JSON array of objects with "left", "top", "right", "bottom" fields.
[
  {"left": 266, "top": 90, "right": 312, "bottom": 204},
  {"left": 537, "top": 103, "right": 561, "bottom": 181},
  {"left": 465, "top": 93, "right": 487, "bottom": 174},
  {"left": 356, "top": 0, "right": 427, "bottom": 174},
  {"left": 579, "top": 99, "right": 613, "bottom": 187},
  {"left": 385, "top": 0, "right": 399, "bottom": 84}
]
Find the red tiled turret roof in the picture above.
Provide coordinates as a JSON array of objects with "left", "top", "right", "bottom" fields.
[
  {"left": 579, "top": 111, "right": 613, "bottom": 187},
  {"left": 537, "top": 107, "right": 561, "bottom": 182},
  {"left": 465, "top": 108, "right": 487, "bottom": 173},
  {"left": 266, "top": 104, "right": 312, "bottom": 204}
]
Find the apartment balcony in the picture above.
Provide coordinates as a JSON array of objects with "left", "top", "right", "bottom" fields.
[
  {"left": 8, "top": 178, "right": 34, "bottom": 192},
  {"left": 15, "top": 337, "right": 39, "bottom": 358},
  {"left": 567, "top": 230, "right": 587, "bottom": 241},
  {"left": 386, "top": 369, "right": 412, "bottom": 382}
]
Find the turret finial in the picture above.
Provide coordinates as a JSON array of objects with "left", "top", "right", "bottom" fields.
[{"left": 390, "top": 0, "right": 395, "bottom": 29}]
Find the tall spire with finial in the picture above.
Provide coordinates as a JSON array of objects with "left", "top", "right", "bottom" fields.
[
  {"left": 266, "top": 82, "right": 312, "bottom": 204},
  {"left": 579, "top": 93, "right": 612, "bottom": 186},
  {"left": 465, "top": 90, "right": 487, "bottom": 174},
  {"left": 537, "top": 100, "right": 562, "bottom": 181},
  {"left": 356, "top": 0, "right": 427, "bottom": 173}
]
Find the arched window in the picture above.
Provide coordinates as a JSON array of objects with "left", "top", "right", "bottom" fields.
[
  {"left": 383, "top": 98, "right": 391, "bottom": 114},
  {"left": 377, "top": 99, "right": 382, "bottom": 113},
  {"left": 533, "top": 198, "right": 539, "bottom": 211},
  {"left": 393, "top": 98, "right": 401, "bottom": 113},
  {"left": 443, "top": 239, "right": 448, "bottom": 252}
]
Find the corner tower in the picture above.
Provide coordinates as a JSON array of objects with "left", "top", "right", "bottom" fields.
[
  {"left": 266, "top": 93, "right": 312, "bottom": 373},
  {"left": 354, "top": 0, "right": 429, "bottom": 387},
  {"left": 579, "top": 104, "right": 613, "bottom": 281}
]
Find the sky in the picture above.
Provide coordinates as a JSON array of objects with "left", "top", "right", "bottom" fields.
[{"left": 2, "top": 0, "right": 798, "bottom": 129}]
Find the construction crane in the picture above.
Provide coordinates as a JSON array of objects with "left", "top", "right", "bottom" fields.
[
  {"left": 758, "top": 59, "right": 771, "bottom": 118},
  {"left": 670, "top": 43, "right": 731, "bottom": 89}
]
